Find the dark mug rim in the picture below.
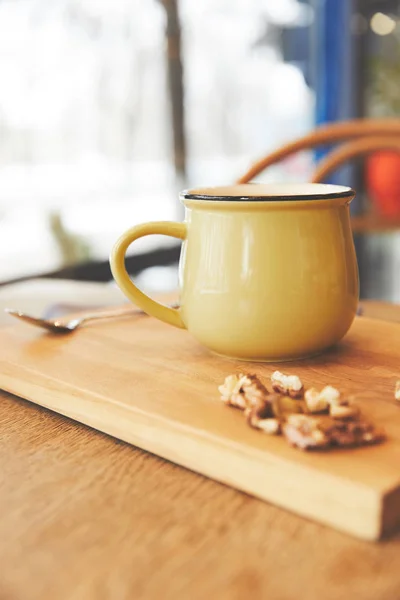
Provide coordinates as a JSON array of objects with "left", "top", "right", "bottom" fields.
[{"left": 180, "top": 183, "right": 355, "bottom": 202}]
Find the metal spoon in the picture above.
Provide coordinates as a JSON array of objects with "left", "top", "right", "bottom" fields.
[{"left": 4, "top": 303, "right": 179, "bottom": 334}]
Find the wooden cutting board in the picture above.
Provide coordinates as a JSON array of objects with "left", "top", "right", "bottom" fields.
[{"left": 0, "top": 313, "right": 400, "bottom": 541}]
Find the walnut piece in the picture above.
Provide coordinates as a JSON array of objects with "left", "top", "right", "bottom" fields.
[
  {"left": 395, "top": 381, "right": 400, "bottom": 402},
  {"left": 282, "top": 414, "right": 330, "bottom": 449},
  {"left": 218, "top": 374, "right": 246, "bottom": 409},
  {"left": 246, "top": 396, "right": 276, "bottom": 432},
  {"left": 271, "top": 394, "right": 304, "bottom": 419},
  {"left": 330, "top": 403, "right": 359, "bottom": 420},
  {"left": 304, "top": 385, "right": 347, "bottom": 413},
  {"left": 304, "top": 388, "right": 329, "bottom": 413},
  {"left": 240, "top": 374, "right": 270, "bottom": 408},
  {"left": 320, "top": 417, "right": 385, "bottom": 448},
  {"left": 218, "top": 373, "right": 269, "bottom": 410},
  {"left": 318, "top": 385, "right": 342, "bottom": 406},
  {"left": 217, "top": 373, "right": 385, "bottom": 452},
  {"left": 254, "top": 418, "right": 281, "bottom": 435},
  {"left": 271, "top": 371, "right": 304, "bottom": 398},
  {"left": 283, "top": 413, "right": 385, "bottom": 450}
]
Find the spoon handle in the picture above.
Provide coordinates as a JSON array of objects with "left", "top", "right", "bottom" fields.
[{"left": 77, "top": 303, "right": 180, "bottom": 326}]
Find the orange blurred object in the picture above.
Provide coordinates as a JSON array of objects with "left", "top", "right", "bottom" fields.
[{"left": 366, "top": 151, "right": 400, "bottom": 218}]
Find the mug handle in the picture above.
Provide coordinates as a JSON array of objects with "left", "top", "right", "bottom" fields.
[{"left": 110, "top": 221, "right": 187, "bottom": 329}]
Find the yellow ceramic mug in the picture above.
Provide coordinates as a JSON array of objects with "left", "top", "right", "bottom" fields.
[{"left": 110, "top": 183, "right": 359, "bottom": 361}]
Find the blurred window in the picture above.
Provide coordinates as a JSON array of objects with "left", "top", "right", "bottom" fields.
[{"left": 0, "top": 0, "right": 314, "bottom": 281}]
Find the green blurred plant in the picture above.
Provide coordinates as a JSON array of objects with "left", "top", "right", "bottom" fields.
[
  {"left": 49, "top": 211, "right": 92, "bottom": 266},
  {"left": 369, "top": 30, "right": 400, "bottom": 116}
]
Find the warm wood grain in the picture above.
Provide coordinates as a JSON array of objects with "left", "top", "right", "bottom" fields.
[
  {"left": 1, "top": 391, "right": 400, "bottom": 600},
  {"left": 0, "top": 301, "right": 399, "bottom": 599},
  {"left": 1, "top": 314, "right": 400, "bottom": 541}
]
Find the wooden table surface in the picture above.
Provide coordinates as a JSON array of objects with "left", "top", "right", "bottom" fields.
[{"left": 1, "top": 300, "right": 400, "bottom": 600}]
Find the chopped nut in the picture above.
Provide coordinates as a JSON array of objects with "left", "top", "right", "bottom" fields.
[
  {"left": 395, "top": 381, "right": 400, "bottom": 402},
  {"left": 218, "top": 374, "right": 241, "bottom": 400},
  {"left": 282, "top": 414, "right": 330, "bottom": 449},
  {"left": 304, "top": 388, "right": 329, "bottom": 413},
  {"left": 218, "top": 372, "right": 385, "bottom": 453},
  {"left": 271, "top": 394, "right": 304, "bottom": 419},
  {"left": 246, "top": 399, "right": 280, "bottom": 435},
  {"left": 304, "top": 385, "right": 345, "bottom": 413},
  {"left": 319, "top": 385, "right": 342, "bottom": 406},
  {"left": 218, "top": 373, "right": 269, "bottom": 410},
  {"left": 218, "top": 374, "right": 246, "bottom": 409},
  {"left": 271, "top": 371, "right": 304, "bottom": 398},
  {"left": 330, "top": 403, "right": 359, "bottom": 420},
  {"left": 246, "top": 396, "right": 273, "bottom": 420},
  {"left": 240, "top": 374, "right": 270, "bottom": 408},
  {"left": 326, "top": 418, "right": 385, "bottom": 447},
  {"left": 283, "top": 413, "right": 385, "bottom": 450},
  {"left": 255, "top": 418, "right": 281, "bottom": 435}
]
